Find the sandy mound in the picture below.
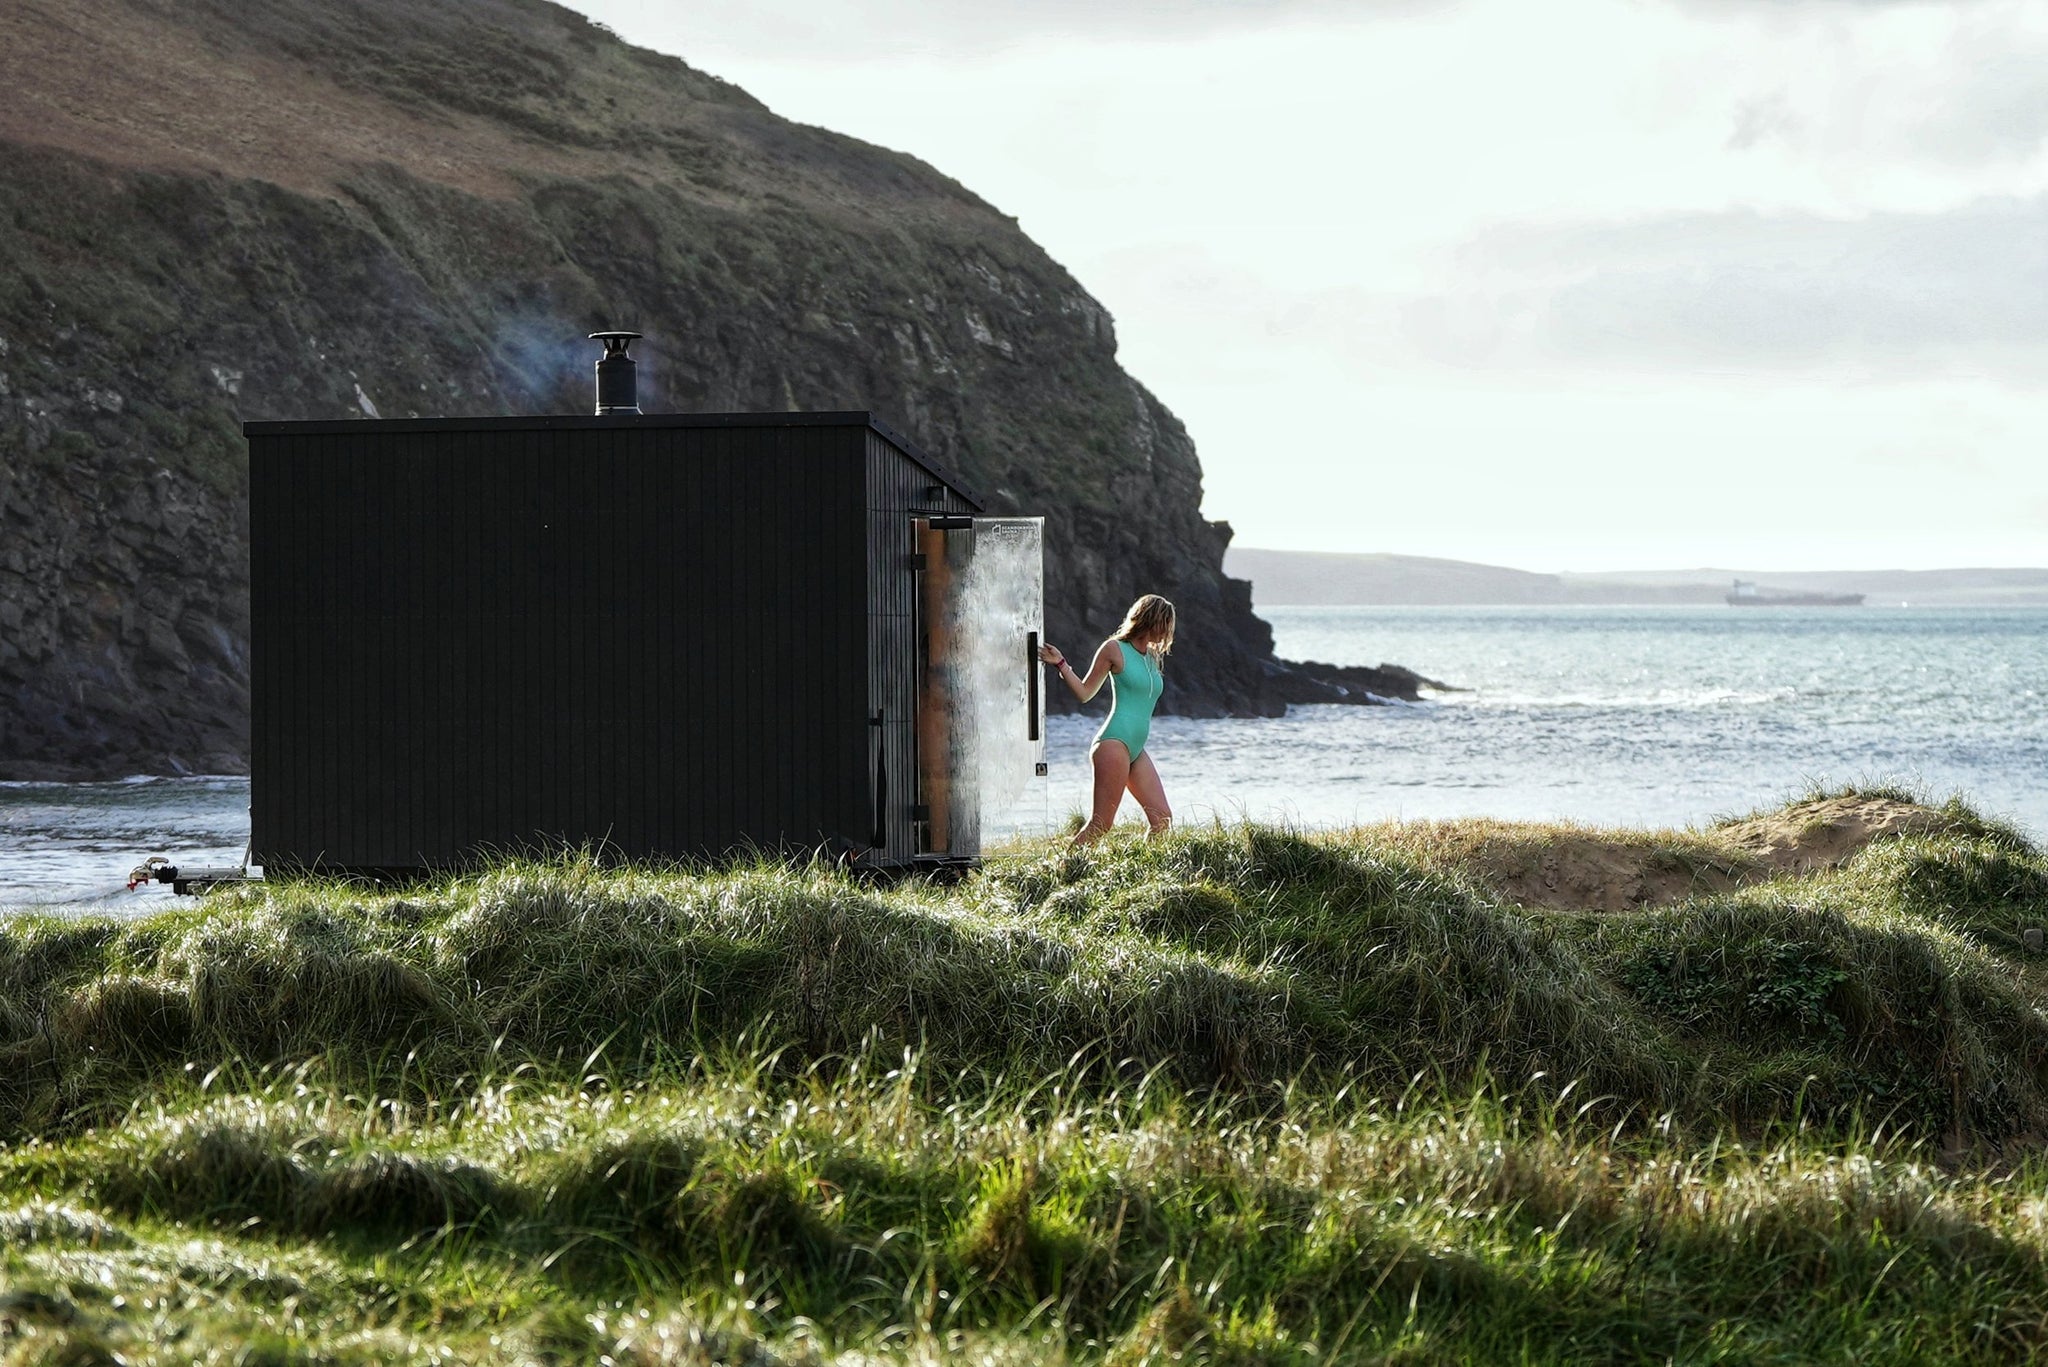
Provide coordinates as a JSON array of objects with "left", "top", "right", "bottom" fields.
[
  {"left": 1439, "top": 796, "right": 1963, "bottom": 913},
  {"left": 1713, "top": 796, "right": 1956, "bottom": 877}
]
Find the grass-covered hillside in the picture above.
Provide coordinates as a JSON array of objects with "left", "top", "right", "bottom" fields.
[
  {"left": 0, "top": 0, "right": 1276, "bottom": 781},
  {"left": 4, "top": 791, "right": 2048, "bottom": 1363}
]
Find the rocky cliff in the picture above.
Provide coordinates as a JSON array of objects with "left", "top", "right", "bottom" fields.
[{"left": 0, "top": 0, "right": 1316, "bottom": 779}]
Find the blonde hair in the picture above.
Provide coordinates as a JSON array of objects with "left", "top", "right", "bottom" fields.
[{"left": 1114, "top": 594, "right": 1176, "bottom": 660}]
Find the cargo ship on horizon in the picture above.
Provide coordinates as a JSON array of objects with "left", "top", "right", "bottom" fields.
[{"left": 1726, "top": 579, "right": 1866, "bottom": 607}]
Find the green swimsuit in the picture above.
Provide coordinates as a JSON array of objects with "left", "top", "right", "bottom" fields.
[{"left": 1095, "top": 640, "right": 1163, "bottom": 759}]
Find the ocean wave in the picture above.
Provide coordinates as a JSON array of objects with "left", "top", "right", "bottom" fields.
[{"left": 1442, "top": 686, "right": 1803, "bottom": 711}]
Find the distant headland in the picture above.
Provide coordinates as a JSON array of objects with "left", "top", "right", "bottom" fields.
[{"left": 1225, "top": 549, "right": 2048, "bottom": 609}]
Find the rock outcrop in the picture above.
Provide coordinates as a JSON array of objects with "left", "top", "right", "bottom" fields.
[{"left": 0, "top": 0, "right": 1298, "bottom": 778}]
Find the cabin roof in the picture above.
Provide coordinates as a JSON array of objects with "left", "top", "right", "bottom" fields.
[{"left": 243, "top": 410, "right": 985, "bottom": 511}]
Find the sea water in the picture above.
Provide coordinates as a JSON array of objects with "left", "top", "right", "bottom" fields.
[
  {"left": 0, "top": 776, "right": 251, "bottom": 913},
  {"left": 1027, "top": 605, "right": 2048, "bottom": 844},
  {"left": 6, "top": 605, "right": 2044, "bottom": 913}
]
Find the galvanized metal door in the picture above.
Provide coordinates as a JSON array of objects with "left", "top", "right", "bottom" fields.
[{"left": 915, "top": 517, "right": 1045, "bottom": 857}]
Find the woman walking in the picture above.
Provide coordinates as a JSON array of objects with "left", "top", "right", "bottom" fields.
[{"left": 1039, "top": 594, "right": 1175, "bottom": 844}]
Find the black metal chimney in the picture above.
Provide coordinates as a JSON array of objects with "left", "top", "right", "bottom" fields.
[{"left": 590, "top": 331, "right": 643, "bottom": 415}]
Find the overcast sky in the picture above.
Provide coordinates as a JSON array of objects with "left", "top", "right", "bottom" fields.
[{"left": 567, "top": 0, "right": 2048, "bottom": 571}]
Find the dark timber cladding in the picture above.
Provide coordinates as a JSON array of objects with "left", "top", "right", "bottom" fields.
[{"left": 247, "top": 411, "right": 980, "bottom": 872}]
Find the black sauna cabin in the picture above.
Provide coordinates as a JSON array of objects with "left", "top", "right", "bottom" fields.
[{"left": 248, "top": 348, "right": 1045, "bottom": 875}]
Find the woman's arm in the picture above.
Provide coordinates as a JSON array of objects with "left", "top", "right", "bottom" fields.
[{"left": 1042, "top": 638, "right": 1120, "bottom": 703}]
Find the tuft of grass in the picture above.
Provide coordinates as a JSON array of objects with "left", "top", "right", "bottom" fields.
[
  {"left": 0, "top": 1200, "right": 132, "bottom": 1250},
  {"left": 87, "top": 1098, "right": 511, "bottom": 1240},
  {"left": 534, "top": 1128, "right": 702, "bottom": 1240},
  {"left": 1847, "top": 835, "right": 2048, "bottom": 949},
  {"left": 51, "top": 976, "right": 194, "bottom": 1061},
  {"left": 949, "top": 1159, "right": 1103, "bottom": 1304},
  {"left": 1587, "top": 887, "right": 2048, "bottom": 1141}
]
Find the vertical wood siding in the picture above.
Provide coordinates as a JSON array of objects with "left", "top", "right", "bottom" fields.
[{"left": 251, "top": 416, "right": 894, "bottom": 871}]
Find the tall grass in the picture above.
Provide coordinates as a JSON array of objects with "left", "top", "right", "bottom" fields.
[
  {"left": 4, "top": 819, "right": 2044, "bottom": 1145},
  {"left": 1, "top": 801, "right": 2045, "bottom": 1361},
  {"left": 5, "top": 1051, "right": 2048, "bottom": 1363}
]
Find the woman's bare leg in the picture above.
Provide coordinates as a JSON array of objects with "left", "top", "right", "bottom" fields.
[
  {"left": 1075, "top": 741, "right": 1131, "bottom": 844},
  {"left": 1126, "top": 751, "right": 1172, "bottom": 838}
]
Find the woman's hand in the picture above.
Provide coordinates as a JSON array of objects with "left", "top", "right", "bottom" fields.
[{"left": 1038, "top": 643, "right": 1065, "bottom": 667}]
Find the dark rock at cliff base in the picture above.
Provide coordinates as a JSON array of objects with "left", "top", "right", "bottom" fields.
[
  {"left": 1264, "top": 659, "right": 1462, "bottom": 706},
  {"left": 1052, "top": 656, "right": 1455, "bottom": 725},
  {"left": 0, "top": 0, "right": 1300, "bottom": 777}
]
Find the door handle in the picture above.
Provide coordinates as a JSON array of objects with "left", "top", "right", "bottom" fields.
[{"left": 1026, "top": 631, "right": 1041, "bottom": 741}]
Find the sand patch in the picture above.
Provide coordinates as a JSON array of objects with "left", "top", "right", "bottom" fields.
[
  {"left": 1382, "top": 796, "right": 1972, "bottom": 913},
  {"left": 1714, "top": 796, "right": 1956, "bottom": 877},
  {"left": 1475, "top": 833, "right": 1754, "bottom": 913},
  {"left": 1373, "top": 818, "right": 1758, "bottom": 914}
]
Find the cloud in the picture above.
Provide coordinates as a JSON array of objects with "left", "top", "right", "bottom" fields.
[
  {"left": 1453, "top": 197, "right": 2048, "bottom": 377},
  {"left": 1696, "top": 2, "right": 2048, "bottom": 171},
  {"left": 1093, "top": 194, "right": 2048, "bottom": 386},
  {"left": 1726, "top": 91, "right": 1800, "bottom": 151},
  {"left": 1672, "top": 0, "right": 1999, "bottom": 11},
  {"left": 1901, "top": 27, "right": 2048, "bottom": 164}
]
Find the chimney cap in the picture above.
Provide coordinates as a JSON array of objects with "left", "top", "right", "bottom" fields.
[{"left": 590, "top": 330, "right": 643, "bottom": 353}]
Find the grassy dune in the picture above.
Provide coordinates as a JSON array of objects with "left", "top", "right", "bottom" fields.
[{"left": 3, "top": 793, "right": 2047, "bottom": 1363}]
